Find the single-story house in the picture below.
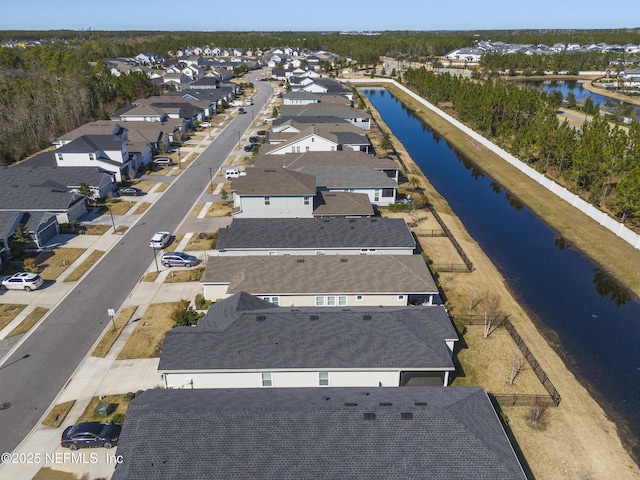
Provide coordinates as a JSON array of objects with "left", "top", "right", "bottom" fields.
[
  {"left": 215, "top": 217, "right": 415, "bottom": 256},
  {"left": 200, "top": 254, "right": 440, "bottom": 306},
  {"left": 159, "top": 292, "right": 457, "bottom": 389},
  {"left": 112, "top": 387, "right": 527, "bottom": 480}
]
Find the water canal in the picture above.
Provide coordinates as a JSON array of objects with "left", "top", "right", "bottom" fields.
[{"left": 361, "top": 87, "right": 640, "bottom": 455}]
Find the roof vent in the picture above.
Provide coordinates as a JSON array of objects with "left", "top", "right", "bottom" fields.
[
  {"left": 371, "top": 219, "right": 378, "bottom": 222},
  {"left": 414, "top": 402, "right": 427, "bottom": 406},
  {"left": 256, "top": 315, "right": 266, "bottom": 321},
  {"left": 340, "top": 258, "right": 348, "bottom": 263},
  {"left": 349, "top": 219, "right": 356, "bottom": 223},
  {"left": 379, "top": 402, "right": 392, "bottom": 407},
  {"left": 264, "top": 169, "right": 276, "bottom": 173},
  {"left": 297, "top": 258, "right": 305, "bottom": 263},
  {"left": 364, "top": 412, "right": 376, "bottom": 420},
  {"left": 309, "top": 315, "right": 319, "bottom": 321},
  {"left": 344, "top": 402, "right": 358, "bottom": 407},
  {"left": 362, "top": 315, "right": 372, "bottom": 321},
  {"left": 401, "top": 412, "right": 413, "bottom": 420}
]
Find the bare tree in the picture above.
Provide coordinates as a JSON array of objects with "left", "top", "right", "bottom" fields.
[
  {"left": 529, "top": 405, "right": 546, "bottom": 429},
  {"left": 482, "top": 291, "right": 502, "bottom": 338},
  {"left": 509, "top": 351, "right": 526, "bottom": 385}
]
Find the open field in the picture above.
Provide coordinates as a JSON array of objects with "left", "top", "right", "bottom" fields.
[{"left": 360, "top": 85, "right": 640, "bottom": 479}]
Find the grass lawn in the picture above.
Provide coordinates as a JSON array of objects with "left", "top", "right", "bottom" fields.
[
  {"left": 41, "top": 400, "right": 76, "bottom": 428},
  {"left": 189, "top": 203, "right": 204, "bottom": 217},
  {"left": 32, "top": 468, "right": 78, "bottom": 480},
  {"left": 35, "top": 248, "right": 85, "bottom": 281},
  {"left": 85, "top": 224, "right": 110, "bottom": 235},
  {"left": 154, "top": 182, "right": 168, "bottom": 192},
  {"left": 0, "top": 304, "right": 26, "bottom": 331},
  {"left": 116, "top": 302, "right": 179, "bottom": 359},
  {"left": 63, "top": 250, "right": 104, "bottom": 282},
  {"left": 5, "top": 306, "right": 48, "bottom": 338},
  {"left": 105, "top": 200, "right": 136, "bottom": 215},
  {"left": 163, "top": 267, "right": 204, "bottom": 283},
  {"left": 183, "top": 232, "right": 217, "bottom": 251},
  {"left": 76, "top": 393, "right": 131, "bottom": 424},
  {"left": 133, "top": 180, "right": 157, "bottom": 192},
  {"left": 164, "top": 233, "right": 184, "bottom": 252},
  {"left": 131, "top": 201, "right": 151, "bottom": 215},
  {"left": 142, "top": 271, "right": 160, "bottom": 282},
  {"left": 91, "top": 306, "right": 139, "bottom": 358},
  {"left": 205, "top": 202, "right": 233, "bottom": 218}
]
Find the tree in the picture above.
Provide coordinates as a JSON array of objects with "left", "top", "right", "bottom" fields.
[
  {"left": 78, "top": 182, "right": 94, "bottom": 205},
  {"left": 481, "top": 291, "right": 502, "bottom": 338},
  {"left": 9, "top": 223, "right": 31, "bottom": 257},
  {"left": 271, "top": 106, "right": 278, "bottom": 119},
  {"left": 508, "top": 351, "right": 526, "bottom": 385}
]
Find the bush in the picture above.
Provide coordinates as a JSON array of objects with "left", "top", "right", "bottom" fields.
[
  {"left": 124, "top": 392, "right": 135, "bottom": 401},
  {"left": 189, "top": 268, "right": 204, "bottom": 282},
  {"left": 195, "top": 293, "right": 213, "bottom": 310},
  {"left": 110, "top": 413, "right": 125, "bottom": 424},
  {"left": 388, "top": 203, "right": 412, "bottom": 211},
  {"left": 23, "top": 257, "right": 38, "bottom": 272}
]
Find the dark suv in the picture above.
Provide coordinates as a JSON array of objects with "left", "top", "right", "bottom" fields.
[{"left": 161, "top": 251, "right": 198, "bottom": 268}]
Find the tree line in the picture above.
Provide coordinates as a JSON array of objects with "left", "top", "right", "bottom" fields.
[{"left": 403, "top": 67, "right": 640, "bottom": 227}]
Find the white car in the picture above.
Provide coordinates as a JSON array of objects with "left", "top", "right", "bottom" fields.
[
  {"left": 200, "top": 122, "right": 211, "bottom": 128},
  {"left": 1, "top": 272, "right": 44, "bottom": 291},
  {"left": 149, "top": 232, "right": 171, "bottom": 249}
]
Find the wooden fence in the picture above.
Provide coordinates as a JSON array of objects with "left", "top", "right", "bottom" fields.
[{"left": 424, "top": 202, "right": 474, "bottom": 272}]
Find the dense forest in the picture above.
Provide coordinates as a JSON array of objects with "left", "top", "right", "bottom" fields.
[{"left": 403, "top": 68, "right": 640, "bottom": 226}]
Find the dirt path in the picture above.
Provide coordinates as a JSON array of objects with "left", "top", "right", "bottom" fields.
[{"left": 359, "top": 87, "right": 640, "bottom": 480}]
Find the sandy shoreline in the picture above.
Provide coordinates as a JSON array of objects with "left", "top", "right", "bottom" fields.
[{"left": 357, "top": 84, "right": 640, "bottom": 479}]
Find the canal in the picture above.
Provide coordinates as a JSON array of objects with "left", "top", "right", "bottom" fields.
[{"left": 362, "top": 87, "right": 640, "bottom": 456}]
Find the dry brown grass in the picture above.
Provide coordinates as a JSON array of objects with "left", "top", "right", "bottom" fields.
[
  {"left": 106, "top": 201, "right": 136, "bottom": 215},
  {"left": 164, "top": 233, "right": 184, "bottom": 252},
  {"left": 76, "top": 393, "right": 130, "bottom": 424},
  {"left": 116, "top": 302, "right": 178, "bottom": 359},
  {"left": 32, "top": 468, "right": 78, "bottom": 480},
  {"left": 154, "top": 182, "right": 169, "bottom": 192},
  {"left": 5, "top": 306, "right": 48, "bottom": 338},
  {"left": 84, "top": 224, "right": 110, "bottom": 235},
  {"left": 41, "top": 400, "right": 76, "bottom": 428},
  {"left": 36, "top": 248, "right": 85, "bottom": 280},
  {"left": 183, "top": 232, "right": 216, "bottom": 251},
  {"left": 163, "top": 267, "right": 204, "bottom": 283},
  {"left": 133, "top": 181, "right": 157, "bottom": 192},
  {"left": 189, "top": 203, "right": 204, "bottom": 217},
  {"left": 91, "top": 306, "right": 138, "bottom": 358},
  {"left": 131, "top": 201, "right": 151, "bottom": 215},
  {"left": 0, "top": 304, "right": 26, "bottom": 331},
  {"left": 63, "top": 250, "right": 104, "bottom": 282},
  {"left": 142, "top": 271, "right": 160, "bottom": 282},
  {"left": 206, "top": 202, "right": 233, "bottom": 218}
]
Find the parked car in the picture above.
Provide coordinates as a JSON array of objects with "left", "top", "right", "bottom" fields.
[
  {"left": 153, "top": 157, "right": 173, "bottom": 166},
  {"left": 161, "top": 252, "right": 198, "bottom": 268},
  {"left": 244, "top": 144, "right": 259, "bottom": 152},
  {"left": 238, "top": 107, "right": 246, "bottom": 114},
  {"left": 256, "top": 130, "right": 268, "bottom": 136},
  {"left": 249, "top": 136, "right": 260, "bottom": 143},
  {"left": 225, "top": 168, "right": 246, "bottom": 179},
  {"left": 1, "top": 272, "right": 44, "bottom": 292},
  {"left": 149, "top": 231, "right": 172, "bottom": 249},
  {"left": 199, "top": 122, "right": 211, "bottom": 128},
  {"left": 118, "top": 187, "right": 144, "bottom": 196},
  {"left": 61, "top": 422, "right": 122, "bottom": 450}
]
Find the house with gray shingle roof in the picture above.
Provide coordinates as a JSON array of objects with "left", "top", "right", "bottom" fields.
[
  {"left": 112, "top": 387, "right": 527, "bottom": 480},
  {"left": 159, "top": 291, "right": 456, "bottom": 389},
  {"left": 313, "top": 190, "right": 374, "bottom": 217},
  {"left": 278, "top": 104, "right": 371, "bottom": 130},
  {"left": 200, "top": 254, "right": 440, "bottom": 306},
  {"left": 215, "top": 217, "right": 415, "bottom": 256},
  {"left": 262, "top": 123, "right": 371, "bottom": 154}
]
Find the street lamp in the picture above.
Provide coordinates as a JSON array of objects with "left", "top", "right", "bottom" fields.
[
  {"left": 209, "top": 167, "right": 214, "bottom": 193},
  {"left": 177, "top": 146, "right": 182, "bottom": 169},
  {"left": 107, "top": 204, "right": 117, "bottom": 233},
  {"left": 151, "top": 245, "right": 159, "bottom": 273},
  {"left": 237, "top": 130, "right": 241, "bottom": 149}
]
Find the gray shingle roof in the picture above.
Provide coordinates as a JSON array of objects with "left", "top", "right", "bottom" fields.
[
  {"left": 279, "top": 104, "right": 370, "bottom": 120},
  {"left": 55, "top": 134, "right": 123, "bottom": 154},
  {"left": 201, "top": 255, "right": 437, "bottom": 295},
  {"left": 112, "top": 387, "right": 527, "bottom": 480},
  {"left": 300, "top": 166, "right": 398, "bottom": 189},
  {"left": 216, "top": 217, "right": 415, "bottom": 251},
  {"left": 313, "top": 191, "right": 374, "bottom": 216},
  {"left": 256, "top": 150, "right": 398, "bottom": 170},
  {"left": 231, "top": 168, "right": 316, "bottom": 195},
  {"left": 160, "top": 300, "right": 456, "bottom": 371}
]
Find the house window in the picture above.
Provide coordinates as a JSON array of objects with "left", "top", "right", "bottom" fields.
[
  {"left": 319, "top": 372, "right": 329, "bottom": 386},
  {"left": 264, "top": 196, "right": 271, "bottom": 205},
  {"left": 327, "top": 296, "right": 336, "bottom": 306},
  {"left": 330, "top": 146, "right": 336, "bottom": 151},
  {"left": 57, "top": 153, "right": 64, "bottom": 162},
  {"left": 262, "top": 296, "right": 279, "bottom": 305},
  {"left": 315, "top": 296, "right": 325, "bottom": 306},
  {"left": 338, "top": 296, "right": 347, "bottom": 306},
  {"left": 305, "top": 146, "right": 310, "bottom": 152},
  {"left": 261, "top": 372, "right": 272, "bottom": 387},
  {"left": 315, "top": 250, "right": 324, "bottom": 255},
  {"left": 268, "top": 251, "right": 277, "bottom": 255},
  {"left": 356, "top": 295, "right": 363, "bottom": 301},
  {"left": 397, "top": 295, "right": 405, "bottom": 301},
  {"left": 374, "top": 189, "right": 380, "bottom": 202},
  {"left": 304, "top": 196, "right": 310, "bottom": 206},
  {"left": 382, "top": 188, "right": 394, "bottom": 198},
  {"left": 89, "top": 153, "right": 95, "bottom": 161}
]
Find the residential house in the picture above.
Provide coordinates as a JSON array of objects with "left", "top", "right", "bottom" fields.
[
  {"left": 231, "top": 168, "right": 317, "bottom": 218},
  {"left": 261, "top": 124, "right": 371, "bottom": 154},
  {"left": 215, "top": 217, "right": 415, "bottom": 256},
  {"left": 312, "top": 190, "right": 374, "bottom": 217},
  {"left": 112, "top": 387, "right": 526, "bottom": 480},
  {"left": 282, "top": 91, "right": 351, "bottom": 106},
  {"left": 159, "top": 291, "right": 457, "bottom": 389},
  {"left": 278, "top": 104, "right": 371, "bottom": 130},
  {"left": 200, "top": 254, "right": 440, "bottom": 306}
]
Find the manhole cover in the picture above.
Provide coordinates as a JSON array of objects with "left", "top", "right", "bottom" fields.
[{"left": 0, "top": 402, "right": 11, "bottom": 411}]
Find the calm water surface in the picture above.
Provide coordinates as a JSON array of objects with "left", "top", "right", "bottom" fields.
[{"left": 362, "top": 87, "right": 640, "bottom": 456}]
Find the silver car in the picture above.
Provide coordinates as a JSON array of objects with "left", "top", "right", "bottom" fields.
[
  {"left": 161, "top": 252, "right": 198, "bottom": 268},
  {"left": 149, "top": 231, "right": 171, "bottom": 249}
]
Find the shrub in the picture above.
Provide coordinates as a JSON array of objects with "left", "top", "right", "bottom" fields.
[
  {"left": 23, "top": 257, "right": 38, "bottom": 272},
  {"left": 124, "top": 392, "right": 135, "bottom": 401},
  {"left": 110, "top": 413, "right": 125, "bottom": 424},
  {"left": 195, "top": 293, "right": 213, "bottom": 310},
  {"left": 189, "top": 268, "right": 204, "bottom": 282},
  {"left": 388, "top": 203, "right": 412, "bottom": 211}
]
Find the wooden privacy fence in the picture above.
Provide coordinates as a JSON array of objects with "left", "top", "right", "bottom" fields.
[
  {"left": 454, "top": 315, "right": 562, "bottom": 407},
  {"left": 424, "top": 202, "right": 474, "bottom": 272}
]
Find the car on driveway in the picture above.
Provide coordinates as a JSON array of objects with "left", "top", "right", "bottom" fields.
[
  {"left": 118, "top": 187, "right": 144, "bottom": 196},
  {"left": 161, "top": 252, "right": 198, "bottom": 268},
  {"left": 149, "top": 231, "right": 172, "bottom": 249},
  {"left": 153, "top": 157, "right": 174, "bottom": 166},
  {"left": 61, "top": 422, "right": 122, "bottom": 450},
  {"left": 257, "top": 130, "right": 267, "bottom": 136},
  {"left": 249, "top": 136, "right": 260, "bottom": 143},
  {"left": 1, "top": 272, "right": 44, "bottom": 291},
  {"left": 199, "top": 122, "right": 211, "bottom": 128}
]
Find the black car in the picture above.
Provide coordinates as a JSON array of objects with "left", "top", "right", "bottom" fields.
[
  {"left": 244, "top": 144, "right": 258, "bottom": 152},
  {"left": 61, "top": 422, "right": 122, "bottom": 450},
  {"left": 249, "top": 136, "right": 260, "bottom": 143},
  {"left": 118, "top": 187, "right": 144, "bottom": 196},
  {"left": 161, "top": 251, "right": 198, "bottom": 268},
  {"left": 257, "top": 130, "right": 267, "bottom": 136}
]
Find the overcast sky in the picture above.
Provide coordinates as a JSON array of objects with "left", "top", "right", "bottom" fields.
[{"left": 1, "top": 0, "right": 638, "bottom": 32}]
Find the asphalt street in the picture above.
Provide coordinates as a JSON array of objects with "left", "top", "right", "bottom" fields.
[{"left": 0, "top": 75, "right": 272, "bottom": 456}]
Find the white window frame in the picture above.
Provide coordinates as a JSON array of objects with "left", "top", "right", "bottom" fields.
[
  {"left": 262, "top": 296, "right": 279, "bottom": 305},
  {"left": 315, "top": 296, "right": 325, "bottom": 306},
  {"left": 264, "top": 196, "right": 271, "bottom": 205},
  {"left": 397, "top": 294, "right": 405, "bottom": 301},
  {"left": 338, "top": 296, "right": 347, "bottom": 306},
  {"left": 374, "top": 189, "right": 381, "bottom": 202},
  {"left": 319, "top": 372, "right": 329, "bottom": 386},
  {"left": 356, "top": 295, "right": 364, "bottom": 301},
  {"left": 261, "top": 372, "right": 272, "bottom": 387},
  {"left": 327, "top": 296, "right": 336, "bottom": 306},
  {"left": 304, "top": 196, "right": 310, "bottom": 206},
  {"left": 89, "top": 153, "right": 95, "bottom": 161},
  {"left": 57, "top": 153, "right": 64, "bottom": 161}
]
